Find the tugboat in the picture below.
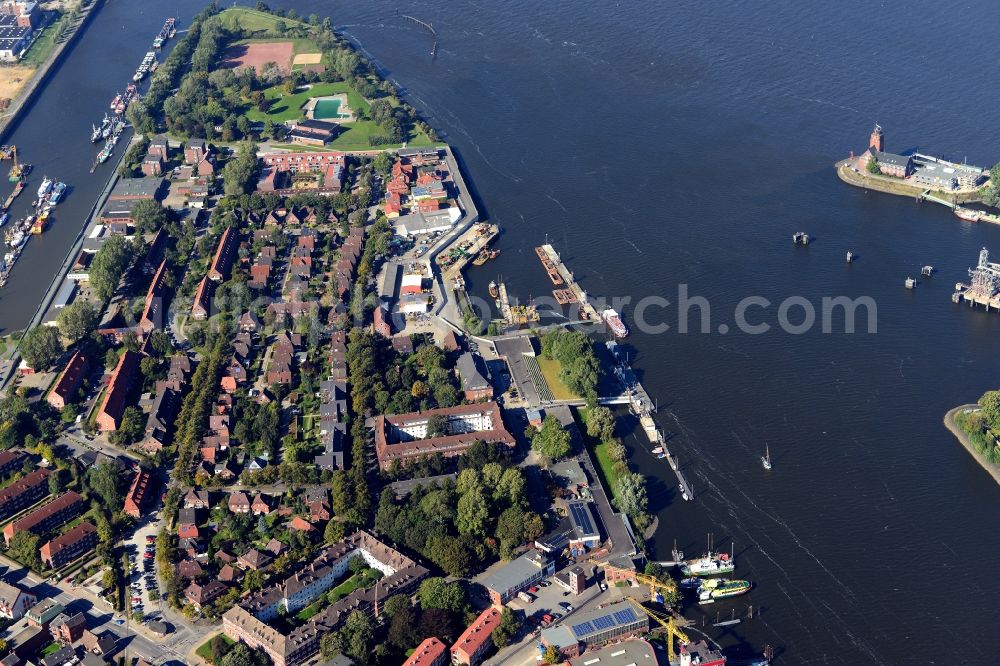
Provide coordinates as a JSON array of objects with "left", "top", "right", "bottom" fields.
[{"left": 488, "top": 280, "right": 499, "bottom": 299}]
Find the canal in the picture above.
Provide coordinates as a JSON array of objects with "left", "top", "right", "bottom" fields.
[{"left": 0, "top": 0, "right": 208, "bottom": 334}]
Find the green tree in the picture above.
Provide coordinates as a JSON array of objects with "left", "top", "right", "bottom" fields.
[
  {"left": 614, "top": 471, "right": 648, "bottom": 517},
  {"left": 220, "top": 642, "right": 256, "bottom": 666},
  {"left": 19, "top": 326, "right": 62, "bottom": 370},
  {"left": 8, "top": 531, "right": 41, "bottom": 570},
  {"left": 543, "top": 645, "right": 563, "bottom": 664},
  {"left": 586, "top": 406, "right": 615, "bottom": 441},
  {"left": 88, "top": 461, "right": 125, "bottom": 511},
  {"left": 222, "top": 141, "right": 260, "bottom": 196},
  {"left": 456, "top": 484, "right": 489, "bottom": 537},
  {"left": 90, "top": 235, "right": 132, "bottom": 302},
  {"left": 110, "top": 406, "right": 145, "bottom": 446},
  {"left": 979, "top": 390, "right": 1000, "bottom": 428},
  {"left": 131, "top": 199, "right": 169, "bottom": 234},
  {"left": 492, "top": 607, "right": 522, "bottom": 648},
  {"left": 531, "top": 415, "right": 572, "bottom": 464},
  {"left": 342, "top": 610, "right": 374, "bottom": 663},
  {"left": 56, "top": 300, "right": 100, "bottom": 342},
  {"left": 866, "top": 157, "right": 881, "bottom": 175},
  {"left": 425, "top": 413, "right": 448, "bottom": 437},
  {"left": 418, "top": 577, "right": 466, "bottom": 614}
]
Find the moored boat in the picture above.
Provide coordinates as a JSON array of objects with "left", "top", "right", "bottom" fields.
[
  {"left": 36, "top": 176, "right": 52, "bottom": 199},
  {"left": 698, "top": 578, "right": 752, "bottom": 603},
  {"left": 488, "top": 280, "right": 499, "bottom": 299},
  {"left": 48, "top": 182, "right": 67, "bottom": 205},
  {"left": 955, "top": 207, "right": 982, "bottom": 222},
  {"left": 601, "top": 308, "right": 629, "bottom": 338},
  {"left": 681, "top": 551, "right": 735, "bottom": 577}
]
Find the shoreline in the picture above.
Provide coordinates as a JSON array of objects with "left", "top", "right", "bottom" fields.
[
  {"left": 834, "top": 158, "right": 984, "bottom": 203},
  {"left": 0, "top": 0, "right": 102, "bottom": 142},
  {"left": 943, "top": 404, "right": 1000, "bottom": 486}
]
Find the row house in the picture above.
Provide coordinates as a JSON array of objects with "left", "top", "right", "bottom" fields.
[
  {"left": 141, "top": 354, "right": 192, "bottom": 453},
  {"left": 3, "top": 491, "right": 85, "bottom": 545},
  {"left": 123, "top": 469, "right": 151, "bottom": 519},
  {"left": 136, "top": 259, "right": 169, "bottom": 336},
  {"left": 0, "top": 581, "right": 37, "bottom": 620},
  {"left": 0, "top": 468, "right": 50, "bottom": 521},
  {"left": 96, "top": 350, "right": 140, "bottom": 432},
  {"left": 0, "top": 450, "right": 25, "bottom": 478},
  {"left": 46, "top": 350, "right": 89, "bottom": 411},
  {"left": 208, "top": 226, "right": 238, "bottom": 282},
  {"left": 40, "top": 522, "right": 98, "bottom": 569}
]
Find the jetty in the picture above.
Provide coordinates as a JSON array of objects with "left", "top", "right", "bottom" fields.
[
  {"left": 536, "top": 243, "right": 599, "bottom": 320},
  {"left": 401, "top": 14, "right": 438, "bottom": 58},
  {"left": 953, "top": 247, "right": 1000, "bottom": 310},
  {"left": 606, "top": 341, "right": 694, "bottom": 501}
]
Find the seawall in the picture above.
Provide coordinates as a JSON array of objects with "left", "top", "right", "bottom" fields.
[{"left": 943, "top": 404, "right": 1000, "bottom": 486}]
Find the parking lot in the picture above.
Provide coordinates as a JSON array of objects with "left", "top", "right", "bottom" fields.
[{"left": 123, "top": 513, "right": 162, "bottom": 622}]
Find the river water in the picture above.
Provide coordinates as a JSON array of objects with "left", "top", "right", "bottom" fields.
[{"left": 6, "top": 0, "right": 1000, "bottom": 662}]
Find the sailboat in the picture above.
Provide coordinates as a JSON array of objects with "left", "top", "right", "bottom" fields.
[{"left": 761, "top": 444, "right": 772, "bottom": 470}]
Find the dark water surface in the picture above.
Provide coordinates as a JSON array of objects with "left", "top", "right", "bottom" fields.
[{"left": 6, "top": 0, "right": 1000, "bottom": 662}]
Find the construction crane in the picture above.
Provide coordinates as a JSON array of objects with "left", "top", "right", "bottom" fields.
[
  {"left": 595, "top": 562, "right": 677, "bottom": 603},
  {"left": 628, "top": 600, "right": 690, "bottom": 663}
]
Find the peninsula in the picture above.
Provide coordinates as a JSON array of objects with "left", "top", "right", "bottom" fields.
[
  {"left": 836, "top": 123, "right": 1000, "bottom": 224},
  {"left": 945, "top": 395, "right": 1000, "bottom": 486}
]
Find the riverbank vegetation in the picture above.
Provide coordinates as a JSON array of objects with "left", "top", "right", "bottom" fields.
[
  {"left": 131, "top": 2, "right": 435, "bottom": 150},
  {"left": 954, "top": 390, "right": 1000, "bottom": 464},
  {"left": 979, "top": 163, "right": 1000, "bottom": 208}
]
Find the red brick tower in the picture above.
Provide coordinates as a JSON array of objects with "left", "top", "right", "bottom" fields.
[{"left": 869, "top": 123, "right": 884, "bottom": 152}]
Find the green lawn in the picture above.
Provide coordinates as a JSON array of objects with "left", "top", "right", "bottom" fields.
[
  {"left": 196, "top": 634, "right": 235, "bottom": 663},
  {"left": 295, "top": 600, "right": 323, "bottom": 621},
  {"left": 577, "top": 407, "right": 622, "bottom": 504},
  {"left": 246, "top": 82, "right": 434, "bottom": 151},
  {"left": 218, "top": 7, "right": 309, "bottom": 35},
  {"left": 537, "top": 357, "right": 580, "bottom": 401},
  {"left": 246, "top": 82, "right": 367, "bottom": 124},
  {"left": 22, "top": 12, "right": 70, "bottom": 67}
]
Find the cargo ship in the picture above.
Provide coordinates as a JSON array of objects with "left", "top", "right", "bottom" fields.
[
  {"left": 134, "top": 51, "right": 157, "bottom": 81},
  {"left": 601, "top": 308, "right": 628, "bottom": 338},
  {"left": 153, "top": 17, "right": 176, "bottom": 49},
  {"left": 680, "top": 551, "right": 735, "bottom": 577},
  {"left": 697, "top": 578, "right": 752, "bottom": 604}
]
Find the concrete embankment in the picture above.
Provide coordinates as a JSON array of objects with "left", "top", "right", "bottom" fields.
[
  {"left": 0, "top": 0, "right": 102, "bottom": 141},
  {"left": 944, "top": 403, "right": 1000, "bottom": 486},
  {"left": 834, "top": 159, "right": 983, "bottom": 204}
]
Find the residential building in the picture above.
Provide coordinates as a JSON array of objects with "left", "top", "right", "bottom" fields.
[
  {"left": 451, "top": 607, "right": 503, "bottom": 666},
  {"left": 46, "top": 350, "right": 89, "bottom": 410},
  {"left": 374, "top": 402, "right": 514, "bottom": 470},
  {"left": 456, "top": 352, "right": 492, "bottom": 401},
  {"left": 480, "top": 551, "right": 554, "bottom": 606},
  {"left": 258, "top": 151, "right": 346, "bottom": 194},
  {"left": 3, "top": 491, "right": 85, "bottom": 545},
  {"left": 404, "top": 637, "right": 448, "bottom": 666},
  {"left": 0, "top": 450, "right": 25, "bottom": 478},
  {"left": 40, "top": 522, "right": 98, "bottom": 569},
  {"left": 25, "top": 599, "right": 64, "bottom": 627},
  {"left": 223, "top": 531, "right": 428, "bottom": 666},
  {"left": 208, "top": 226, "right": 238, "bottom": 281},
  {"left": 228, "top": 492, "right": 251, "bottom": 514},
  {"left": 96, "top": 349, "right": 140, "bottom": 431},
  {"left": 123, "top": 469, "right": 151, "bottom": 519},
  {"left": 49, "top": 611, "right": 86, "bottom": 644},
  {"left": 185, "top": 580, "right": 227, "bottom": 610},
  {"left": 0, "top": 581, "right": 36, "bottom": 620},
  {"left": 0, "top": 468, "right": 49, "bottom": 521}
]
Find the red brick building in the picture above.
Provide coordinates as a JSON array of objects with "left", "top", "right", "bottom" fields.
[
  {"left": 403, "top": 637, "right": 447, "bottom": 666},
  {"left": 46, "top": 350, "right": 89, "bottom": 411},
  {"left": 451, "top": 608, "right": 502, "bottom": 666},
  {"left": 96, "top": 350, "right": 140, "bottom": 431},
  {"left": 40, "top": 522, "right": 98, "bottom": 569},
  {"left": 123, "top": 469, "right": 151, "bottom": 519},
  {"left": 3, "top": 491, "right": 85, "bottom": 545}
]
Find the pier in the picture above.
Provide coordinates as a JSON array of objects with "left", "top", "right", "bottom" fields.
[
  {"left": 606, "top": 341, "right": 695, "bottom": 501},
  {"left": 537, "top": 243, "right": 600, "bottom": 320},
  {"left": 400, "top": 15, "right": 439, "bottom": 58},
  {"left": 953, "top": 247, "right": 1000, "bottom": 310}
]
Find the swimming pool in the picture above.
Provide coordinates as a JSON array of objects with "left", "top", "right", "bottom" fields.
[{"left": 313, "top": 98, "right": 349, "bottom": 120}]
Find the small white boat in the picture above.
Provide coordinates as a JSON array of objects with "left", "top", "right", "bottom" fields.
[
  {"left": 651, "top": 447, "right": 664, "bottom": 454},
  {"left": 761, "top": 444, "right": 772, "bottom": 470}
]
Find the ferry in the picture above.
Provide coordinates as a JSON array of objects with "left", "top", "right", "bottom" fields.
[
  {"left": 488, "top": 280, "right": 499, "bottom": 299},
  {"left": 697, "top": 579, "right": 752, "bottom": 604},
  {"left": 601, "top": 308, "right": 629, "bottom": 338},
  {"left": 48, "top": 182, "right": 67, "bottom": 205},
  {"left": 36, "top": 177, "right": 52, "bottom": 199},
  {"left": 681, "top": 552, "right": 735, "bottom": 577}
]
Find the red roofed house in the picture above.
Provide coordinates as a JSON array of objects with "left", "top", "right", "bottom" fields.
[
  {"left": 3, "top": 491, "right": 85, "bottom": 545},
  {"left": 451, "top": 607, "right": 503, "bottom": 666},
  {"left": 208, "top": 226, "right": 237, "bottom": 282},
  {"left": 177, "top": 523, "right": 199, "bottom": 540},
  {"left": 123, "top": 469, "right": 151, "bottom": 519},
  {"left": 404, "top": 637, "right": 448, "bottom": 666},
  {"left": 228, "top": 492, "right": 250, "bottom": 514},
  {"left": 287, "top": 516, "right": 315, "bottom": 533},
  {"left": 96, "top": 350, "right": 140, "bottom": 431},
  {"left": 47, "top": 350, "right": 89, "bottom": 411},
  {"left": 40, "top": 522, "right": 98, "bottom": 569}
]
